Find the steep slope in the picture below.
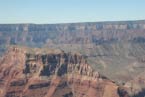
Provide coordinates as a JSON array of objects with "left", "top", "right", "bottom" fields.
[
  {"left": 124, "top": 71, "right": 145, "bottom": 97},
  {"left": 0, "top": 47, "right": 128, "bottom": 97}
]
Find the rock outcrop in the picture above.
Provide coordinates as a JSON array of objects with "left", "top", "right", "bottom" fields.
[{"left": 0, "top": 47, "right": 128, "bottom": 97}]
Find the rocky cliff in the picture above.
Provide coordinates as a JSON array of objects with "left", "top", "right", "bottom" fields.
[
  {"left": 0, "top": 20, "right": 145, "bottom": 47},
  {"left": 0, "top": 47, "right": 128, "bottom": 97}
]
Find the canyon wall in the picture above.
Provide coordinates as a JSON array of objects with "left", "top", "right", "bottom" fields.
[{"left": 0, "top": 20, "right": 145, "bottom": 47}]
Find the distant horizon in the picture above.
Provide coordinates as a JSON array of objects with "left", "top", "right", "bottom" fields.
[
  {"left": 0, "top": 0, "right": 145, "bottom": 24},
  {"left": 0, "top": 19, "right": 145, "bottom": 24}
]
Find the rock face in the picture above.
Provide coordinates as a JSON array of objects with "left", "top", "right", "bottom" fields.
[
  {"left": 0, "top": 47, "right": 128, "bottom": 97},
  {"left": 0, "top": 20, "right": 145, "bottom": 47}
]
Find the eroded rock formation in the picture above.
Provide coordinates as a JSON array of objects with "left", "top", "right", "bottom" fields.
[{"left": 0, "top": 47, "right": 128, "bottom": 97}]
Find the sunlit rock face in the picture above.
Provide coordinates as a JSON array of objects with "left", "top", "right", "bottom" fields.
[{"left": 0, "top": 47, "right": 128, "bottom": 97}]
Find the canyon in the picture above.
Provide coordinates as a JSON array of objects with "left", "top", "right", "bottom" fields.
[{"left": 0, "top": 20, "right": 145, "bottom": 97}]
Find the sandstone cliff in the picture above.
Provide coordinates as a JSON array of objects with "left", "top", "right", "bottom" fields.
[{"left": 0, "top": 47, "right": 128, "bottom": 97}]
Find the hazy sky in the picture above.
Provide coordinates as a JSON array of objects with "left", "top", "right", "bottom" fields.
[{"left": 0, "top": 0, "right": 145, "bottom": 24}]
